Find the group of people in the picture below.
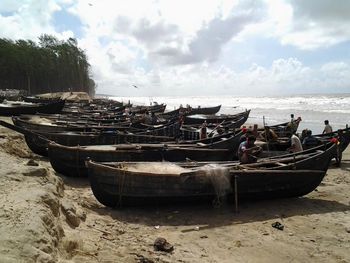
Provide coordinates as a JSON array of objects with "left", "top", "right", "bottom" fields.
[
  {"left": 289, "top": 119, "right": 333, "bottom": 153},
  {"left": 237, "top": 117, "right": 334, "bottom": 164}
]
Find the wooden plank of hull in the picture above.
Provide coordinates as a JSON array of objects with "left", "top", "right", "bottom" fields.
[{"left": 231, "top": 169, "right": 326, "bottom": 200}]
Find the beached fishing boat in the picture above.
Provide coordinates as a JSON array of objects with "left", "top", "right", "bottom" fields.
[
  {"left": 184, "top": 110, "right": 250, "bottom": 125},
  {"left": 12, "top": 115, "right": 181, "bottom": 137},
  {"left": 188, "top": 105, "right": 221, "bottom": 115},
  {"left": 0, "top": 119, "right": 241, "bottom": 156},
  {"left": 265, "top": 126, "right": 350, "bottom": 164},
  {"left": 180, "top": 115, "right": 248, "bottom": 140},
  {"left": 48, "top": 142, "right": 235, "bottom": 177},
  {"left": 130, "top": 103, "right": 167, "bottom": 114},
  {"left": 160, "top": 105, "right": 222, "bottom": 120},
  {"left": 0, "top": 100, "right": 65, "bottom": 116},
  {"left": 49, "top": 135, "right": 336, "bottom": 178},
  {"left": 86, "top": 160, "right": 327, "bottom": 207}
]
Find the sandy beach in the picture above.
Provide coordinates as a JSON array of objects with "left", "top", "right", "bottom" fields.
[{"left": 0, "top": 116, "right": 350, "bottom": 263}]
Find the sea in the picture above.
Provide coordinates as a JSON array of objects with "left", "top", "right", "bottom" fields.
[{"left": 109, "top": 93, "right": 350, "bottom": 134}]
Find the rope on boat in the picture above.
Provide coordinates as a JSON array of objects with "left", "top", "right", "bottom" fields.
[
  {"left": 76, "top": 145, "right": 80, "bottom": 176},
  {"left": 117, "top": 169, "right": 126, "bottom": 207},
  {"left": 234, "top": 175, "right": 239, "bottom": 213}
]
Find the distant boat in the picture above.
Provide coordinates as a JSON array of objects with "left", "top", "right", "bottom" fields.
[{"left": 0, "top": 100, "right": 65, "bottom": 116}]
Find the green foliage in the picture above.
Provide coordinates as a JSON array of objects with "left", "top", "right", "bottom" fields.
[{"left": 0, "top": 34, "right": 96, "bottom": 95}]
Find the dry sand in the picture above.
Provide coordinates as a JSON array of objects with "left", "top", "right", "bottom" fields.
[{"left": 0, "top": 116, "right": 350, "bottom": 263}]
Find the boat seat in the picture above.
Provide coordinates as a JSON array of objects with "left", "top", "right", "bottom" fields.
[{"left": 275, "top": 162, "right": 287, "bottom": 166}]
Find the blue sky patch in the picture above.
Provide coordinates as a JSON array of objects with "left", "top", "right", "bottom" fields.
[{"left": 52, "top": 9, "right": 83, "bottom": 38}]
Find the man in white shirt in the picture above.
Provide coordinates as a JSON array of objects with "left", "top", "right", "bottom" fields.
[
  {"left": 323, "top": 120, "right": 333, "bottom": 134},
  {"left": 288, "top": 132, "right": 303, "bottom": 153}
]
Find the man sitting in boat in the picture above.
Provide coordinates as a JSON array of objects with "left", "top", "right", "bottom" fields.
[
  {"left": 238, "top": 135, "right": 262, "bottom": 164},
  {"left": 287, "top": 132, "right": 303, "bottom": 153},
  {"left": 151, "top": 112, "right": 158, "bottom": 125},
  {"left": 302, "top": 129, "right": 320, "bottom": 149},
  {"left": 143, "top": 111, "right": 152, "bottom": 124},
  {"left": 260, "top": 126, "right": 278, "bottom": 142},
  {"left": 239, "top": 127, "right": 253, "bottom": 143}
]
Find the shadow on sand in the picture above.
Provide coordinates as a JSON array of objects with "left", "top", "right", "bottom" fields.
[
  {"left": 85, "top": 196, "right": 350, "bottom": 230},
  {"left": 339, "top": 160, "right": 350, "bottom": 171}
]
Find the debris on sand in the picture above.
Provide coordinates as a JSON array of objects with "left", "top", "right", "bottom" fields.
[{"left": 153, "top": 237, "right": 174, "bottom": 253}]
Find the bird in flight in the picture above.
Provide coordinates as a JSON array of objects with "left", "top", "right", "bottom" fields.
[{"left": 132, "top": 85, "right": 139, "bottom": 89}]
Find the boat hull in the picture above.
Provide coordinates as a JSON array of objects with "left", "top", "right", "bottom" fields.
[{"left": 87, "top": 161, "right": 327, "bottom": 207}]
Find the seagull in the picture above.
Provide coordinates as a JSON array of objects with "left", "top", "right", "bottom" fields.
[{"left": 132, "top": 85, "right": 139, "bottom": 89}]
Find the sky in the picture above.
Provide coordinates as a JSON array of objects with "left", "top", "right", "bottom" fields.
[{"left": 0, "top": 0, "right": 350, "bottom": 96}]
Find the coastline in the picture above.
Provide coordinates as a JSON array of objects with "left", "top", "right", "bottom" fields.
[{"left": 0, "top": 116, "right": 350, "bottom": 262}]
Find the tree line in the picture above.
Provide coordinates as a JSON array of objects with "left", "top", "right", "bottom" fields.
[{"left": 0, "top": 34, "right": 96, "bottom": 95}]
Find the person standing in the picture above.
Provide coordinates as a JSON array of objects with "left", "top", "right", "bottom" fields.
[
  {"left": 151, "top": 112, "right": 158, "bottom": 125},
  {"left": 288, "top": 132, "right": 303, "bottom": 153},
  {"left": 200, "top": 121, "right": 207, "bottom": 139},
  {"left": 323, "top": 120, "right": 333, "bottom": 134}
]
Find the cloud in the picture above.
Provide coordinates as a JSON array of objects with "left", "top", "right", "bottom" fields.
[
  {"left": 278, "top": 0, "right": 350, "bottom": 49},
  {"left": 94, "top": 57, "right": 350, "bottom": 96},
  {"left": 0, "top": 0, "right": 73, "bottom": 40},
  {"left": 0, "top": 0, "right": 349, "bottom": 96},
  {"left": 131, "top": 18, "right": 179, "bottom": 49},
  {"left": 151, "top": 1, "right": 267, "bottom": 65}
]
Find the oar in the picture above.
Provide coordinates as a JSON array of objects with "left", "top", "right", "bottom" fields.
[{"left": 208, "top": 120, "right": 226, "bottom": 137}]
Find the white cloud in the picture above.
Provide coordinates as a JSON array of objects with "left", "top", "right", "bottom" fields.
[
  {"left": 237, "top": 0, "right": 350, "bottom": 50},
  {"left": 272, "top": 0, "right": 350, "bottom": 49},
  {"left": 93, "top": 57, "right": 350, "bottom": 96},
  {"left": 0, "top": 0, "right": 71, "bottom": 40},
  {"left": 0, "top": 0, "right": 349, "bottom": 96}
]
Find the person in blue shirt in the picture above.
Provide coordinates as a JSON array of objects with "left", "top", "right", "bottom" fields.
[
  {"left": 238, "top": 135, "right": 262, "bottom": 164},
  {"left": 302, "top": 129, "right": 320, "bottom": 149}
]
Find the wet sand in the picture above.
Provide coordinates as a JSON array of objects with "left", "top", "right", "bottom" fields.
[{"left": 0, "top": 116, "right": 349, "bottom": 263}]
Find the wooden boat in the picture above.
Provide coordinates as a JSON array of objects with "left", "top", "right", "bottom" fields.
[
  {"left": 86, "top": 159, "right": 327, "bottom": 207},
  {"left": 1, "top": 121, "right": 176, "bottom": 156},
  {"left": 0, "top": 100, "right": 65, "bottom": 116},
  {"left": 48, "top": 142, "right": 235, "bottom": 177},
  {"left": 265, "top": 126, "right": 350, "bottom": 164},
  {"left": 1, "top": 119, "right": 242, "bottom": 156},
  {"left": 184, "top": 110, "right": 250, "bottom": 125},
  {"left": 12, "top": 115, "right": 133, "bottom": 133},
  {"left": 12, "top": 115, "right": 181, "bottom": 137},
  {"left": 180, "top": 141, "right": 337, "bottom": 171},
  {"left": 180, "top": 115, "right": 247, "bottom": 140},
  {"left": 49, "top": 136, "right": 335, "bottom": 178},
  {"left": 314, "top": 127, "right": 350, "bottom": 153},
  {"left": 130, "top": 103, "right": 166, "bottom": 114},
  {"left": 314, "top": 126, "right": 350, "bottom": 164},
  {"left": 22, "top": 96, "right": 63, "bottom": 104},
  {"left": 160, "top": 105, "right": 222, "bottom": 120},
  {"left": 188, "top": 105, "right": 221, "bottom": 115}
]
